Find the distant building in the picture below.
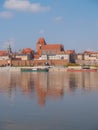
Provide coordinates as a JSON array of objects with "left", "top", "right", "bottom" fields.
[
  {"left": 77, "top": 53, "right": 84, "bottom": 60},
  {"left": 22, "top": 48, "right": 34, "bottom": 59},
  {"left": 39, "top": 53, "right": 69, "bottom": 61},
  {"left": 76, "top": 51, "right": 98, "bottom": 65},
  {"left": 36, "top": 37, "right": 64, "bottom": 56},
  {"left": 0, "top": 38, "right": 77, "bottom": 66},
  {"left": 14, "top": 54, "right": 31, "bottom": 60},
  {"left": 33, "top": 38, "right": 77, "bottom": 64},
  {"left": 22, "top": 48, "right": 34, "bottom": 55},
  {"left": 0, "top": 50, "right": 11, "bottom": 66},
  {"left": 0, "top": 51, "right": 9, "bottom": 60},
  {"left": 65, "top": 50, "right": 76, "bottom": 63},
  {"left": 13, "top": 48, "right": 34, "bottom": 60},
  {"left": 34, "top": 37, "right": 72, "bottom": 62}
]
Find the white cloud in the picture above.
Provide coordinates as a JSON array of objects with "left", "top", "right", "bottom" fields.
[
  {"left": 4, "top": 0, "right": 50, "bottom": 13},
  {"left": 53, "top": 16, "right": 63, "bottom": 22},
  {"left": 0, "top": 11, "right": 13, "bottom": 18}
]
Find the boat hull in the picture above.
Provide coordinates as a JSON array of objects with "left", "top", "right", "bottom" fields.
[
  {"left": 67, "top": 68, "right": 97, "bottom": 72},
  {"left": 21, "top": 68, "right": 49, "bottom": 72}
]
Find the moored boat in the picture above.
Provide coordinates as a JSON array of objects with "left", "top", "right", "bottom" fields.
[
  {"left": 21, "top": 67, "right": 49, "bottom": 72},
  {"left": 66, "top": 68, "right": 97, "bottom": 72}
]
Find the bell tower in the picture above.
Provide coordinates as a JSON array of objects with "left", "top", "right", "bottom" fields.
[
  {"left": 36, "top": 38, "right": 47, "bottom": 55},
  {"left": 7, "top": 44, "right": 12, "bottom": 54}
]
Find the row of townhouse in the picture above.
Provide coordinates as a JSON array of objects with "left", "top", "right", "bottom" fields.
[
  {"left": 76, "top": 51, "right": 98, "bottom": 65},
  {"left": 0, "top": 38, "right": 76, "bottom": 66},
  {"left": 5, "top": 37, "right": 98, "bottom": 66}
]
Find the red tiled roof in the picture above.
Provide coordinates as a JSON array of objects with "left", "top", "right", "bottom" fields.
[
  {"left": 0, "top": 51, "right": 8, "bottom": 56},
  {"left": 22, "top": 48, "right": 33, "bottom": 54},
  {"left": 41, "top": 44, "right": 62, "bottom": 50},
  {"left": 84, "top": 51, "right": 98, "bottom": 54},
  {"left": 65, "top": 50, "right": 75, "bottom": 54}
]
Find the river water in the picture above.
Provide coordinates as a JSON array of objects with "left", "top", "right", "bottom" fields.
[{"left": 0, "top": 71, "right": 98, "bottom": 130}]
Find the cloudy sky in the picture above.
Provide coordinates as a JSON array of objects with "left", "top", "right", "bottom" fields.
[{"left": 0, "top": 0, "right": 98, "bottom": 52}]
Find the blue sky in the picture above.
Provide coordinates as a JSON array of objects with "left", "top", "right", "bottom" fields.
[{"left": 0, "top": 0, "right": 98, "bottom": 52}]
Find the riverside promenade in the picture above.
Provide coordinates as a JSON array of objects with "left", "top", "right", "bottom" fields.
[
  {"left": 0, "top": 66, "right": 97, "bottom": 72},
  {"left": 0, "top": 66, "right": 50, "bottom": 72},
  {"left": 0, "top": 66, "right": 66, "bottom": 72},
  {"left": 0, "top": 67, "right": 21, "bottom": 72}
]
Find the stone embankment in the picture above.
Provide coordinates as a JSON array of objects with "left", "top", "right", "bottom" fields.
[
  {"left": 49, "top": 67, "right": 66, "bottom": 72},
  {"left": 0, "top": 66, "right": 67, "bottom": 72},
  {"left": 0, "top": 67, "right": 21, "bottom": 72},
  {"left": 0, "top": 66, "right": 97, "bottom": 72}
]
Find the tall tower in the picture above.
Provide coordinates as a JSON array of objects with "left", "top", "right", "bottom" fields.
[
  {"left": 7, "top": 44, "right": 12, "bottom": 54},
  {"left": 36, "top": 38, "right": 47, "bottom": 55}
]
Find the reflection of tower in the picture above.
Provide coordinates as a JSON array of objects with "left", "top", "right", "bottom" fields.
[
  {"left": 68, "top": 73, "right": 77, "bottom": 92},
  {"left": 34, "top": 72, "right": 64, "bottom": 106},
  {"left": 7, "top": 44, "right": 12, "bottom": 66},
  {"left": 34, "top": 73, "right": 48, "bottom": 106}
]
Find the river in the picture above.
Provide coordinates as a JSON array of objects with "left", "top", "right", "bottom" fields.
[{"left": 0, "top": 71, "right": 98, "bottom": 130}]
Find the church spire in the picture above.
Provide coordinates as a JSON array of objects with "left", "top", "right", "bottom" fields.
[{"left": 7, "top": 44, "right": 12, "bottom": 54}]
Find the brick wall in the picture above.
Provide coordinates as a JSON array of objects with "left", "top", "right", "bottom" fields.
[
  {"left": 11, "top": 60, "right": 68, "bottom": 66},
  {"left": 0, "top": 59, "right": 68, "bottom": 66},
  {"left": 0, "top": 60, "right": 8, "bottom": 66}
]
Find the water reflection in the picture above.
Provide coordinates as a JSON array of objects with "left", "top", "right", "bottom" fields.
[{"left": 0, "top": 71, "right": 98, "bottom": 105}]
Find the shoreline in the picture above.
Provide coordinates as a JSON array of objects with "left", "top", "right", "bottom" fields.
[{"left": 0, "top": 66, "right": 98, "bottom": 72}]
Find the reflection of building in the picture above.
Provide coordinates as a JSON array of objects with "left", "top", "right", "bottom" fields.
[
  {"left": 33, "top": 72, "right": 64, "bottom": 106},
  {"left": 0, "top": 72, "right": 98, "bottom": 105},
  {"left": 20, "top": 73, "right": 34, "bottom": 94}
]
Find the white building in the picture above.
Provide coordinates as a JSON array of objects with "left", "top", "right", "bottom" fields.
[{"left": 39, "top": 54, "right": 69, "bottom": 61}]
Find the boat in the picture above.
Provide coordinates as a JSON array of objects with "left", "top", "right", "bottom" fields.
[
  {"left": 21, "top": 67, "right": 49, "bottom": 72},
  {"left": 66, "top": 67, "right": 97, "bottom": 72}
]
